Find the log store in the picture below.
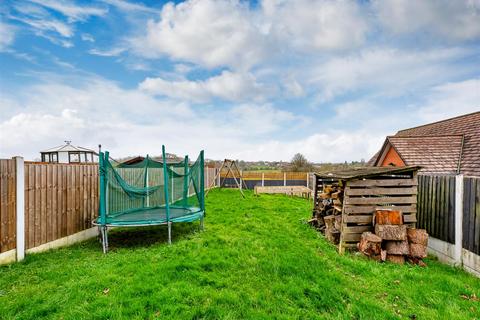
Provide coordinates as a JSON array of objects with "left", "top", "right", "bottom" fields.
[{"left": 310, "top": 166, "right": 421, "bottom": 254}]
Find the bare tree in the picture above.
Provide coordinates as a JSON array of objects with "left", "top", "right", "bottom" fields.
[{"left": 289, "top": 153, "right": 313, "bottom": 172}]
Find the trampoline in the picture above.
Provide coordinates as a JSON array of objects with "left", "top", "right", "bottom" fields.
[{"left": 94, "top": 145, "right": 205, "bottom": 253}]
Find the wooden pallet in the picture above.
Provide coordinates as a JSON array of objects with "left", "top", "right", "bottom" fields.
[{"left": 339, "top": 175, "right": 418, "bottom": 253}]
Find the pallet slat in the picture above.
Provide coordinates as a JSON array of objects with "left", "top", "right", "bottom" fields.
[
  {"left": 345, "top": 186, "right": 417, "bottom": 196},
  {"left": 345, "top": 196, "right": 417, "bottom": 205},
  {"left": 348, "top": 179, "right": 418, "bottom": 187},
  {"left": 343, "top": 205, "right": 416, "bottom": 214}
]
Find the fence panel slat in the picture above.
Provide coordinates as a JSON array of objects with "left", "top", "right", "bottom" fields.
[{"left": 417, "top": 174, "right": 456, "bottom": 244}]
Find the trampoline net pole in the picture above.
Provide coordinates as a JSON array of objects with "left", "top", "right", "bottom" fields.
[
  {"left": 162, "top": 145, "right": 170, "bottom": 223},
  {"left": 200, "top": 150, "right": 205, "bottom": 212},
  {"left": 183, "top": 155, "right": 189, "bottom": 207},
  {"left": 99, "top": 151, "right": 107, "bottom": 225}
]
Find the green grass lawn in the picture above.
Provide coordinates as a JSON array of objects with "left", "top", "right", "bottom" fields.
[{"left": 1, "top": 189, "right": 479, "bottom": 320}]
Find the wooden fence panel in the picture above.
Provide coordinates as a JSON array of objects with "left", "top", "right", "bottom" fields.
[
  {"left": 417, "top": 175, "right": 456, "bottom": 244},
  {"left": 463, "top": 177, "right": 480, "bottom": 255},
  {"left": 24, "top": 163, "right": 99, "bottom": 249},
  {"left": 0, "top": 159, "right": 16, "bottom": 253}
]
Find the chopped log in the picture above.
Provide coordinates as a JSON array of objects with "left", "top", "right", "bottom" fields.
[
  {"left": 334, "top": 215, "right": 342, "bottom": 230},
  {"left": 323, "top": 186, "right": 333, "bottom": 194},
  {"left": 386, "top": 254, "right": 405, "bottom": 264},
  {"left": 357, "top": 232, "right": 382, "bottom": 256},
  {"left": 308, "top": 218, "right": 322, "bottom": 229},
  {"left": 331, "top": 191, "right": 341, "bottom": 199},
  {"left": 320, "top": 193, "right": 330, "bottom": 199},
  {"left": 407, "top": 228, "right": 428, "bottom": 246},
  {"left": 374, "top": 209, "right": 403, "bottom": 225},
  {"left": 381, "top": 249, "right": 387, "bottom": 262},
  {"left": 375, "top": 225, "right": 407, "bottom": 241},
  {"left": 326, "top": 229, "right": 340, "bottom": 244},
  {"left": 333, "top": 205, "right": 343, "bottom": 213},
  {"left": 333, "top": 199, "right": 342, "bottom": 206},
  {"left": 409, "top": 243, "right": 427, "bottom": 258},
  {"left": 324, "top": 215, "right": 335, "bottom": 229},
  {"left": 385, "top": 240, "right": 410, "bottom": 255}
]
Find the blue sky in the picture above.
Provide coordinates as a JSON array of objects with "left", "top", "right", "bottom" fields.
[{"left": 0, "top": 0, "right": 479, "bottom": 162}]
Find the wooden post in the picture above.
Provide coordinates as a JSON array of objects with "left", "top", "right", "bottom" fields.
[
  {"left": 306, "top": 173, "right": 309, "bottom": 189},
  {"left": 284, "top": 172, "right": 286, "bottom": 186},
  {"left": 14, "top": 156, "right": 25, "bottom": 262},
  {"left": 454, "top": 174, "right": 463, "bottom": 265},
  {"left": 262, "top": 173, "right": 264, "bottom": 187}
]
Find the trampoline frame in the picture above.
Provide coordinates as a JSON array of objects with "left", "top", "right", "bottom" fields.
[{"left": 95, "top": 145, "right": 205, "bottom": 253}]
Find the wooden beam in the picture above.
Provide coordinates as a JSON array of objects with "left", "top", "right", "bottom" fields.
[
  {"left": 345, "top": 196, "right": 417, "bottom": 205},
  {"left": 344, "top": 205, "right": 416, "bottom": 214},
  {"left": 345, "top": 186, "right": 417, "bottom": 196},
  {"left": 348, "top": 179, "right": 417, "bottom": 187}
]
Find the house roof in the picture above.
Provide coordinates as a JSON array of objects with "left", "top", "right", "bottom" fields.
[
  {"left": 380, "top": 135, "right": 464, "bottom": 174},
  {"left": 314, "top": 166, "right": 420, "bottom": 180},
  {"left": 370, "top": 111, "right": 480, "bottom": 176},
  {"left": 119, "top": 153, "right": 183, "bottom": 165},
  {"left": 41, "top": 142, "right": 97, "bottom": 154}
]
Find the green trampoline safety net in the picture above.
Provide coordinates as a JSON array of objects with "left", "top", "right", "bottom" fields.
[{"left": 96, "top": 146, "right": 205, "bottom": 227}]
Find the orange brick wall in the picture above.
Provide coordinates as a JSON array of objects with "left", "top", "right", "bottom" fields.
[{"left": 381, "top": 146, "right": 405, "bottom": 167}]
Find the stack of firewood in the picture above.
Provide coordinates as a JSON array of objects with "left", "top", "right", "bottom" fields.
[
  {"left": 358, "top": 209, "right": 428, "bottom": 265},
  {"left": 309, "top": 184, "right": 344, "bottom": 243}
]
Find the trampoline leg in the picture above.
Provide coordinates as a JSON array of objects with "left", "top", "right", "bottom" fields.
[
  {"left": 100, "top": 226, "right": 106, "bottom": 254},
  {"left": 168, "top": 222, "right": 172, "bottom": 245},
  {"left": 200, "top": 216, "right": 204, "bottom": 231},
  {"left": 104, "top": 226, "right": 109, "bottom": 253}
]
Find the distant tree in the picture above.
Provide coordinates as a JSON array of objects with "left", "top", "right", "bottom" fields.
[{"left": 289, "top": 153, "right": 313, "bottom": 172}]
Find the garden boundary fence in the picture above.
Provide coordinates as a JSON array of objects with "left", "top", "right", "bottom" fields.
[
  {"left": 220, "top": 171, "right": 315, "bottom": 190},
  {"left": 0, "top": 157, "right": 218, "bottom": 264},
  {"left": 417, "top": 174, "right": 480, "bottom": 276}
]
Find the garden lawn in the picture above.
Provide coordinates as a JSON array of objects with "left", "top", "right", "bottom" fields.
[{"left": 0, "top": 189, "right": 479, "bottom": 319}]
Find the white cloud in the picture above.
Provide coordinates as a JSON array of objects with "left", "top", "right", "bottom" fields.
[
  {"left": 417, "top": 79, "right": 480, "bottom": 122},
  {"left": 262, "top": 0, "right": 369, "bottom": 51},
  {"left": 310, "top": 47, "right": 473, "bottom": 102},
  {"left": 132, "top": 0, "right": 270, "bottom": 69},
  {"left": 374, "top": 0, "right": 480, "bottom": 41},
  {"left": 12, "top": 15, "right": 74, "bottom": 38},
  {"left": 0, "top": 22, "right": 15, "bottom": 51},
  {"left": 132, "top": 0, "right": 371, "bottom": 69},
  {"left": 81, "top": 33, "right": 95, "bottom": 42},
  {"left": 89, "top": 47, "right": 126, "bottom": 57},
  {"left": 0, "top": 76, "right": 301, "bottom": 160},
  {"left": 139, "top": 71, "right": 273, "bottom": 103},
  {"left": 102, "top": 0, "right": 157, "bottom": 14},
  {"left": 29, "top": 0, "right": 108, "bottom": 22}
]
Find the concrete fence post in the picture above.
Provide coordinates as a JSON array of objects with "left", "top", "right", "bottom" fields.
[
  {"left": 205, "top": 167, "right": 209, "bottom": 190},
  {"left": 262, "top": 173, "right": 264, "bottom": 187},
  {"left": 14, "top": 156, "right": 25, "bottom": 262},
  {"left": 239, "top": 170, "right": 243, "bottom": 190},
  {"left": 217, "top": 168, "right": 220, "bottom": 187},
  {"left": 454, "top": 174, "right": 464, "bottom": 265},
  {"left": 306, "top": 173, "right": 309, "bottom": 189}
]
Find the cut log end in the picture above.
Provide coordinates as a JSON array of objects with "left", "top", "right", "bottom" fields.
[{"left": 375, "top": 209, "right": 403, "bottom": 225}]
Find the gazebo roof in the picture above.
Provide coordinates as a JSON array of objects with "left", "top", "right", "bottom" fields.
[{"left": 41, "top": 142, "right": 97, "bottom": 154}]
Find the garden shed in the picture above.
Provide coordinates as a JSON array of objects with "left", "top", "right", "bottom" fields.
[{"left": 313, "top": 166, "right": 420, "bottom": 253}]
